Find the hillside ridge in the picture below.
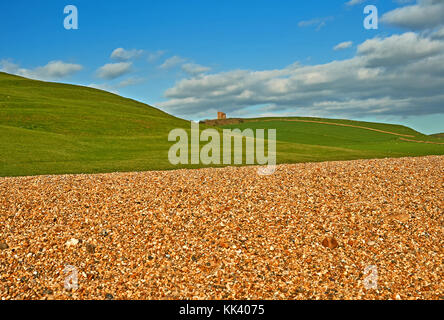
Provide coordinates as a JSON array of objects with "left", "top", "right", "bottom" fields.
[{"left": 1, "top": 72, "right": 443, "bottom": 177}]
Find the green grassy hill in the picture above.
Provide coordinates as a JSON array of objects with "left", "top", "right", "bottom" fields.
[
  {"left": 1, "top": 72, "right": 443, "bottom": 177},
  {"left": 0, "top": 72, "right": 194, "bottom": 176},
  {"left": 216, "top": 118, "right": 444, "bottom": 165}
]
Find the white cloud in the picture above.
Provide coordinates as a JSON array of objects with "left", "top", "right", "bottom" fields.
[
  {"left": 116, "top": 77, "right": 144, "bottom": 88},
  {"left": 96, "top": 62, "right": 132, "bottom": 79},
  {"left": 298, "top": 17, "right": 333, "bottom": 31},
  {"left": 159, "top": 56, "right": 187, "bottom": 69},
  {"left": 157, "top": 32, "right": 444, "bottom": 120},
  {"left": 110, "top": 48, "right": 144, "bottom": 61},
  {"left": 88, "top": 77, "right": 144, "bottom": 94},
  {"left": 147, "top": 50, "right": 166, "bottom": 62},
  {"left": 357, "top": 32, "right": 444, "bottom": 66},
  {"left": 345, "top": 0, "right": 368, "bottom": 6},
  {"left": 88, "top": 83, "right": 120, "bottom": 94},
  {"left": 431, "top": 26, "right": 444, "bottom": 39},
  {"left": 381, "top": 0, "right": 444, "bottom": 30},
  {"left": 0, "top": 60, "right": 83, "bottom": 80},
  {"left": 334, "top": 41, "right": 353, "bottom": 50},
  {"left": 181, "top": 63, "right": 211, "bottom": 75}
]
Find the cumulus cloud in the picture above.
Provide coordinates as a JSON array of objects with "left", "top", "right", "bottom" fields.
[
  {"left": 181, "top": 63, "right": 211, "bottom": 76},
  {"left": 116, "top": 77, "right": 144, "bottom": 88},
  {"left": 357, "top": 32, "right": 444, "bottom": 67},
  {"left": 159, "top": 56, "right": 209, "bottom": 74},
  {"left": 157, "top": 32, "right": 444, "bottom": 120},
  {"left": 0, "top": 60, "right": 82, "bottom": 80},
  {"left": 298, "top": 17, "right": 333, "bottom": 31},
  {"left": 334, "top": 41, "right": 353, "bottom": 50},
  {"left": 381, "top": 0, "right": 444, "bottom": 30},
  {"left": 345, "top": 0, "right": 368, "bottom": 6},
  {"left": 88, "top": 83, "right": 120, "bottom": 94},
  {"left": 159, "top": 56, "right": 187, "bottom": 69},
  {"left": 96, "top": 62, "right": 132, "bottom": 80},
  {"left": 88, "top": 77, "right": 144, "bottom": 94},
  {"left": 110, "top": 48, "right": 144, "bottom": 61},
  {"left": 147, "top": 50, "right": 166, "bottom": 62},
  {"left": 431, "top": 26, "right": 444, "bottom": 39}
]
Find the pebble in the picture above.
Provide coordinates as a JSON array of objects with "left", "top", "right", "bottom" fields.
[
  {"left": 86, "top": 243, "right": 96, "bottom": 254},
  {"left": 0, "top": 156, "right": 442, "bottom": 300},
  {"left": 322, "top": 237, "right": 339, "bottom": 249},
  {"left": 0, "top": 241, "right": 8, "bottom": 250},
  {"left": 65, "top": 238, "right": 79, "bottom": 247}
]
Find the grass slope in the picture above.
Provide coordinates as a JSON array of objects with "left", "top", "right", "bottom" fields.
[
  {"left": 0, "top": 72, "right": 195, "bottom": 176},
  {"left": 1, "top": 72, "right": 443, "bottom": 177},
  {"left": 218, "top": 118, "right": 444, "bottom": 165}
]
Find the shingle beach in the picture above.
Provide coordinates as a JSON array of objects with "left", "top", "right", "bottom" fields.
[{"left": 1, "top": 156, "right": 442, "bottom": 300}]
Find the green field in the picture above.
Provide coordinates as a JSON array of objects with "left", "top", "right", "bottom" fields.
[
  {"left": 1, "top": 71, "right": 443, "bottom": 177},
  {"left": 218, "top": 118, "right": 444, "bottom": 165}
]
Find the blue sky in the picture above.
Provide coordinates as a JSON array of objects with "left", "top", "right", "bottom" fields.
[{"left": 1, "top": 0, "right": 443, "bottom": 134}]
